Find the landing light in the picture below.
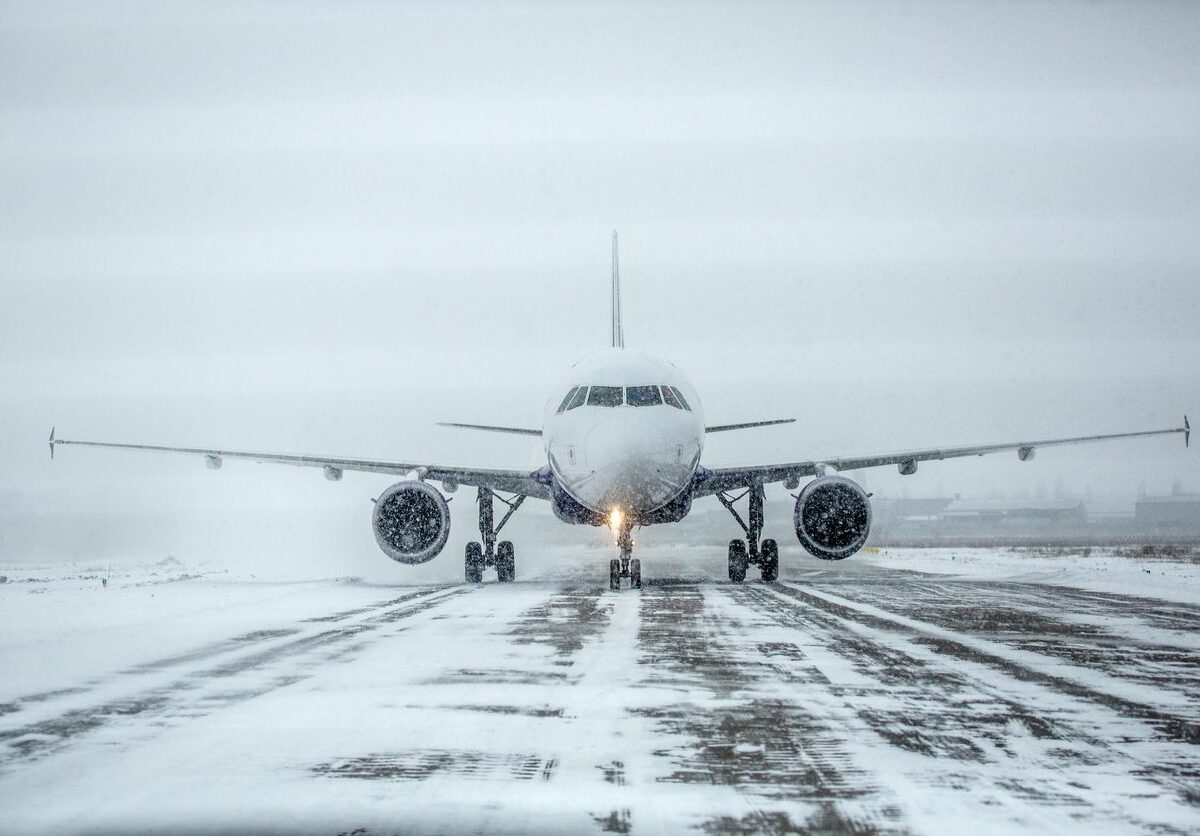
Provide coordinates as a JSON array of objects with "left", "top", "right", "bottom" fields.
[{"left": 608, "top": 507, "right": 623, "bottom": 533}]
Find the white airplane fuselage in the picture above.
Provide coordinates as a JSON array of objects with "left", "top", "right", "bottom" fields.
[{"left": 543, "top": 348, "right": 704, "bottom": 522}]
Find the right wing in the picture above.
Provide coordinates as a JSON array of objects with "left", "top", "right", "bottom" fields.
[
  {"left": 705, "top": 418, "right": 795, "bottom": 433},
  {"left": 49, "top": 430, "right": 550, "bottom": 499},
  {"left": 696, "top": 418, "right": 1189, "bottom": 496}
]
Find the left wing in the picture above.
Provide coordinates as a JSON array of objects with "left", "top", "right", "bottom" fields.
[
  {"left": 49, "top": 429, "right": 550, "bottom": 499},
  {"left": 437, "top": 422, "right": 541, "bottom": 436},
  {"left": 695, "top": 417, "right": 1189, "bottom": 496}
]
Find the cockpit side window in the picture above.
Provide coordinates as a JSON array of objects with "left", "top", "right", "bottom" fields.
[
  {"left": 626, "top": 385, "right": 662, "bottom": 407},
  {"left": 556, "top": 386, "right": 579, "bottom": 413},
  {"left": 661, "top": 385, "right": 683, "bottom": 409},
  {"left": 566, "top": 386, "right": 588, "bottom": 410},
  {"left": 586, "top": 386, "right": 623, "bottom": 407},
  {"left": 668, "top": 386, "right": 692, "bottom": 411}
]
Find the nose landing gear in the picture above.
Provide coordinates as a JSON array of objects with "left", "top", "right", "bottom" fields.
[
  {"left": 465, "top": 487, "right": 526, "bottom": 584},
  {"left": 608, "top": 519, "right": 642, "bottom": 591},
  {"left": 717, "top": 481, "right": 779, "bottom": 583}
]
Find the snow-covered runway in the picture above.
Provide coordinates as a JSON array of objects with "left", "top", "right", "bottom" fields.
[{"left": 2, "top": 547, "right": 1198, "bottom": 834}]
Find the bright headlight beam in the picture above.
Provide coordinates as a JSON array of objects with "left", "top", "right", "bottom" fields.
[{"left": 608, "top": 507, "right": 623, "bottom": 532}]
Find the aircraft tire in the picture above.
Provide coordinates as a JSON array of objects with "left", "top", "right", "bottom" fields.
[
  {"left": 497, "top": 541, "right": 515, "bottom": 583},
  {"left": 760, "top": 539, "right": 779, "bottom": 582},
  {"left": 609, "top": 558, "right": 621, "bottom": 591},
  {"left": 630, "top": 558, "right": 642, "bottom": 590},
  {"left": 465, "top": 542, "right": 484, "bottom": 584},
  {"left": 728, "top": 540, "right": 748, "bottom": 583}
]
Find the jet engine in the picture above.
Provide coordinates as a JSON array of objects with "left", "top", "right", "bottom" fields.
[
  {"left": 372, "top": 480, "right": 451, "bottom": 564},
  {"left": 793, "top": 476, "right": 872, "bottom": 560}
]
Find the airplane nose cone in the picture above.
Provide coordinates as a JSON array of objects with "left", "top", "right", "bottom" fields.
[
  {"left": 583, "top": 416, "right": 689, "bottom": 511},
  {"left": 584, "top": 416, "right": 659, "bottom": 467}
]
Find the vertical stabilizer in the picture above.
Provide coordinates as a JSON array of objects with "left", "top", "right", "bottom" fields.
[{"left": 611, "top": 230, "right": 624, "bottom": 348}]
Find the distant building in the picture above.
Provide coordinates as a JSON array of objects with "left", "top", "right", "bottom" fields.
[
  {"left": 868, "top": 493, "right": 1196, "bottom": 545},
  {"left": 1085, "top": 499, "right": 1136, "bottom": 524},
  {"left": 1135, "top": 494, "right": 1200, "bottom": 531},
  {"left": 940, "top": 498, "right": 1087, "bottom": 527}
]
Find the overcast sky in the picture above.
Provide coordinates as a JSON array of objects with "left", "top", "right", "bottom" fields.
[{"left": 2, "top": 1, "right": 1197, "bottom": 565}]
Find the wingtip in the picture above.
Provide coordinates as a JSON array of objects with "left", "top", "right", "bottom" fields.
[
  {"left": 1186, "top": 414, "right": 1190, "bottom": 448},
  {"left": 49, "top": 426, "right": 56, "bottom": 460}
]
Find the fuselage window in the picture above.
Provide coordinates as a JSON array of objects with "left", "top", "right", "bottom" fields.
[
  {"left": 557, "top": 386, "right": 579, "bottom": 413},
  {"left": 668, "top": 386, "right": 692, "bottom": 411},
  {"left": 587, "top": 386, "right": 624, "bottom": 407},
  {"left": 566, "top": 386, "right": 588, "bottom": 410},
  {"left": 626, "top": 385, "right": 662, "bottom": 407},
  {"left": 661, "top": 385, "right": 683, "bottom": 409}
]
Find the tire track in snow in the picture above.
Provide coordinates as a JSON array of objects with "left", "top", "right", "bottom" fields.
[
  {"left": 0, "top": 585, "right": 468, "bottom": 769},
  {"left": 775, "top": 580, "right": 1200, "bottom": 743},
  {"left": 742, "top": 580, "right": 1199, "bottom": 828},
  {"left": 309, "top": 583, "right": 637, "bottom": 835},
  {"left": 813, "top": 577, "right": 1200, "bottom": 711},
  {"left": 631, "top": 580, "right": 907, "bottom": 834},
  {"left": 0, "top": 585, "right": 457, "bottom": 725}
]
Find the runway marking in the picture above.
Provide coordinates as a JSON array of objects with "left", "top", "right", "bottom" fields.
[{"left": 312, "top": 749, "right": 553, "bottom": 782}]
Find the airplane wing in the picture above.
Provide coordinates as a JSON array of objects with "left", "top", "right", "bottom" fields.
[
  {"left": 437, "top": 422, "right": 541, "bottom": 436},
  {"left": 49, "top": 430, "right": 550, "bottom": 499},
  {"left": 705, "top": 418, "right": 795, "bottom": 433},
  {"left": 694, "top": 417, "right": 1189, "bottom": 496}
]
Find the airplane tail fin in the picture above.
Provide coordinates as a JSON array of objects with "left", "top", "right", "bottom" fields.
[{"left": 611, "top": 230, "right": 624, "bottom": 348}]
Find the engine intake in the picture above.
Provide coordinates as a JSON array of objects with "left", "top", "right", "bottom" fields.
[
  {"left": 793, "top": 476, "right": 872, "bottom": 560},
  {"left": 372, "top": 481, "right": 451, "bottom": 564}
]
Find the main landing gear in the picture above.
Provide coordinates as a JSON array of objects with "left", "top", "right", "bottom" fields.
[
  {"left": 465, "top": 487, "right": 526, "bottom": 583},
  {"left": 609, "top": 518, "right": 642, "bottom": 592},
  {"left": 716, "top": 481, "right": 779, "bottom": 583}
]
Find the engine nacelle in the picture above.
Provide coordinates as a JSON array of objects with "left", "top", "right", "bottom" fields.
[
  {"left": 793, "top": 476, "right": 872, "bottom": 560},
  {"left": 372, "top": 481, "right": 451, "bottom": 564}
]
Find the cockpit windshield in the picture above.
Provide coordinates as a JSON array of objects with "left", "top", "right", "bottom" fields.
[
  {"left": 556, "top": 387, "right": 579, "bottom": 413},
  {"left": 668, "top": 385, "right": 692, "bottom": 411},
  {"left": 626, "top": 385, "right": 662, "bottom": 407},
  {"left": 586, "top": 386, "right": 624, "bottom": 407},
  {"left": 562, "top": 384, "right": 686, "bottom": 409},
  {"left": 661, "top": 385, "right": 692, "bottom": 410},
  {"left": 566, "top": 386, "right": 588, "bottom": 410}
]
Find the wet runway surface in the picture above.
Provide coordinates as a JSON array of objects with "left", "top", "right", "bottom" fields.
[{"left": 1, "top": 555, "right": 1198, "bottom": 834}]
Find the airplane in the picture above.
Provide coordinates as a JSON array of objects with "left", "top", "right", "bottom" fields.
[{"left": 50, "top": 233, "right": 1190, "bottom": 590}]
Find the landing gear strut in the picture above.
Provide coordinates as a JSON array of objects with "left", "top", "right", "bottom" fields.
[
  {"left": 716, "top": 481, "right": 778, "bottom": 583},
  {"left": 465, "top": 487, "right": 525, "bottom": 583},
  {"left": 608, "top": 518, "right": 641, "bottom": 592}
]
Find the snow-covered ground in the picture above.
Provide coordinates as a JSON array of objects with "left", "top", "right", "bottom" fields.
[
  {"left": 1, "top": 546, "right": 1198, "bottom": 834},
  {"left": 860, "top": 545, "right": 1200, "bottom": 605}
]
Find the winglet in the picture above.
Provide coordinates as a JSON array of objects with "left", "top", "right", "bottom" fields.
[
  {"left": 49, "top": 426, "right": 56, "bottom": 460},
  {"left": 611, "top": 230, "right": 624, "bottom": 348},
  {"left": 1186, "top": 415, "right": 1191, "bottom": 448}
]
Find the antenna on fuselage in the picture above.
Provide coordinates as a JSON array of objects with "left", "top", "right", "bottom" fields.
[{"left": 611, "top": 230, "right": 624, "bottom": 348}]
